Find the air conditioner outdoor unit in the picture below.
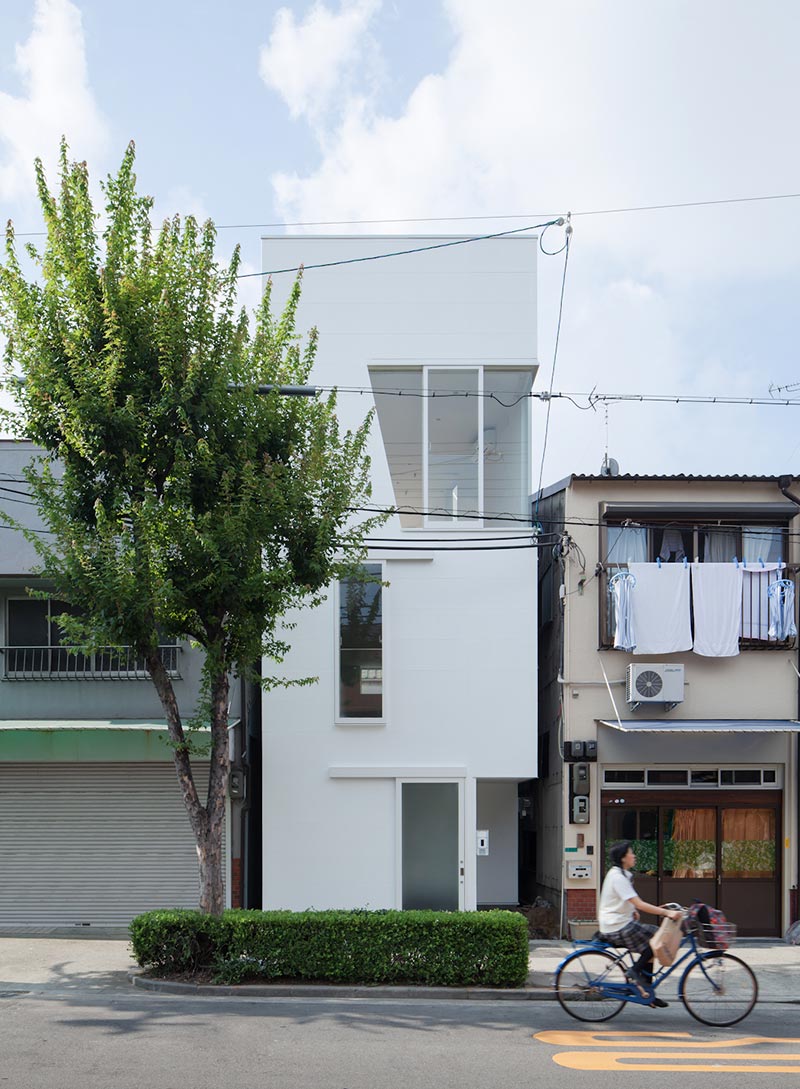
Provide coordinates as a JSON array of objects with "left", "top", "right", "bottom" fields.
[{"left": 626, "top": 663, "right": 685, "bottom": 707}]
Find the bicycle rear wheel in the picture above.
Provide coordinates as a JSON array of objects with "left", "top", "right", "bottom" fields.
[
  {"left": 555, "top": 949, "right": 628, "bottom": 1022},
  {"left": 680, "top": 952, "right": 758, "bottom": 1026}
]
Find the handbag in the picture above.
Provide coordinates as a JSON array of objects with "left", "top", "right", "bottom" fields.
[{"left": 650, "top": 916, "right": 682, "bottom": 966}]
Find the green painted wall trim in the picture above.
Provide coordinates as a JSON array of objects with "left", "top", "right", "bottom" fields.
[{"left": 0, "top": 728, "right": 209, "bottom": 762}]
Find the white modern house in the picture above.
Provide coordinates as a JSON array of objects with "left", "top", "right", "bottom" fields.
[{"left": 260, "top": 235, "right": 540, "bottom": 912}]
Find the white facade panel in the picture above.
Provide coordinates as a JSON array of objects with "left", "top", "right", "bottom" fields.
[{"left": 261, "top": 235, "right": 538, "bottom": 911}]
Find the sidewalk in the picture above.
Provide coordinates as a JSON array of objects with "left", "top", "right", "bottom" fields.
[
  {"left": 0, "top": 930, "right": 798, "bottom": 1002},
  {"left": 527, "top": 938, "right": 800, "bottom": 1002}
]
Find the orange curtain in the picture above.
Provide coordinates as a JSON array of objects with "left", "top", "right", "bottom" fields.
[
  {"left": 722, "top": 809, "right": 775, "bottom": 878},
  {"left": 671, "top": 808, "right": 716, "bottom": 878}
]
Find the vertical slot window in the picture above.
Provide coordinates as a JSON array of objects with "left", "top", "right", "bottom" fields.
[
  {"left": 339, "top": 564, "right": 383, "bottom": 720},
  {"left": 427, "top": 369, "right": 479, "bottom": 523}
]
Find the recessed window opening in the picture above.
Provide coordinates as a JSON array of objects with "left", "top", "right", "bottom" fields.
[
  {"left": 338, "top": 563, "right": 383, "bottom": 720},
  {"left": 369, "top": 366, "right": 532, "bottom": 529}
]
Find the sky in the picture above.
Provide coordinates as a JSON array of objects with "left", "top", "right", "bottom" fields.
[{"left": 1, "top": 0, "right": 799, "bottom": 485}]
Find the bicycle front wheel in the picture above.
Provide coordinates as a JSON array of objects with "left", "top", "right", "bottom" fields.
[
  {"left": 555, "top": 949, "right": 628, "bottom": 1022},
  {"left": 680, "top": 952, "right": 758, "bottom": 1026}
]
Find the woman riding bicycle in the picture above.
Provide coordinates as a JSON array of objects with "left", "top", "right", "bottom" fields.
[{"left": 599, "top": 840, "right": 683, "bottom": 1007}]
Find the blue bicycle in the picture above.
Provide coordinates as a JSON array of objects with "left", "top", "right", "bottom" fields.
[{"left": 554, "top": 909, "right": 758, "bottom": 1027}]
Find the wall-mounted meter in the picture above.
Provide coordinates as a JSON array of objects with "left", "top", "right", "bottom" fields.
[
  {"left": 476, "top": 831, "right": 489, "bottom": 856},
  {"left": 572, "top": 796, "right": 589, "bottom": 824},
  {"left": 572, "top": 763, "right": 590, "bottom": 796},
  {"left": 567, "top": 861, "right": 593, "bottom": 879}
]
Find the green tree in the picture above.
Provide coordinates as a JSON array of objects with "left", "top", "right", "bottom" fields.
[{"left": 0, "top": 142, "right": 385, "bottom": 913}]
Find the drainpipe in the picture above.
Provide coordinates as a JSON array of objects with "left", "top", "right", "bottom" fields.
[
  {"left": 779, "top": 477, "right": 800, "bottom": 924},
  {"left": 240, "top": 662, "right": 263, "bottom": 909}
]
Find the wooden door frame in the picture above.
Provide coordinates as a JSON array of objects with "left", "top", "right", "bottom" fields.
[{"left": 600, "top": 790, "right": 782, "bottom": 934}]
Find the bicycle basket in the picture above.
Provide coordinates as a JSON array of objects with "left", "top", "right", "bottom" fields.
[{"left": 698, "top": 921, "right": 737, "bottom": 949}]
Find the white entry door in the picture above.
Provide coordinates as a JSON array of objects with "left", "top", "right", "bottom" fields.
[{"left": 400, "top": 781, "right": 464, "bottom": 910}]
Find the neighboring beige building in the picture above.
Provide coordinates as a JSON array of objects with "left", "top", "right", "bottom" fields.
[{"left": 535, "top": 473, "right": 800, "bottom": 938}]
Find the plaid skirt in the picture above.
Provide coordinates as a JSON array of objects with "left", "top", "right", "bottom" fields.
[{"left": 601, "top": 920, "right": 657, "bottom": 954}]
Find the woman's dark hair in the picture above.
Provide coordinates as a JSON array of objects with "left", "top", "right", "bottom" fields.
[{"left": 609, "top": 840, "right": 633, "bottom": 868}]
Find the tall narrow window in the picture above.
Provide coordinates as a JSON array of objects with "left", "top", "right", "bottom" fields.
[
  {"left": 338, "top": 563, "right": 383, "bottom": 719},
  {"left": 427, "top": 369, "right": 479, "bottom": 523}
]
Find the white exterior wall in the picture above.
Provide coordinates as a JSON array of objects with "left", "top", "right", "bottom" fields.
[
  {"left": 261, "top": 236, "right": 538, "bottom": 911},
  {"left": 556, "top": 478, "right": 800, "bottom": 932}
]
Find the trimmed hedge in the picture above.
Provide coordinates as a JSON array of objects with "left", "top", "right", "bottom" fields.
[{"left": 129, "top": 908, "right": 529, "bottom": 987}]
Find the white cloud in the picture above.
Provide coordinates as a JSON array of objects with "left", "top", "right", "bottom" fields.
[
  {"left": 259, "top": 0, "right": 381, "bottom": 124},
  {"left": 0, "top": 0, "right": 110, "bottom": 204},
  {"left": 264, "top": 0, "right": 800, "bottom": 477}
]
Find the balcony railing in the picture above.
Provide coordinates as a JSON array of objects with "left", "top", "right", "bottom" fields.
[
  {"left": 0, "top": 644, "right": 181, "bottom": 681},
  {"left": 600, "top": 565, "right": 797, "bottom": 650}
]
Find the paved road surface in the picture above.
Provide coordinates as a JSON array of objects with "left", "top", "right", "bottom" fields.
[{"left": 3, "top": 987, "right": 800, "bottom": 1089}]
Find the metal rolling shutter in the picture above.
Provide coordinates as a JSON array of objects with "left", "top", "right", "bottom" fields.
[{"left": 0, "top": 762, "right": 224, "bottom": 926}]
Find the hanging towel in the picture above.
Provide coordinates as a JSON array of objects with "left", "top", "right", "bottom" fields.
[
  {"left": 768, "top": 581, "right": 797, "bottom": 641},
  {"left": 741, "top": 564, "right": 783, "bottom": 640},
  {"left": 658, "top": 528, "right": 686, "bottom": 561},
  {"left": 692, "top": 562, "right": 743, "bottom": 657},
  {"left": 629, "top": 563, "right": 692, "bottom": 655},
  {"left": 612, "top": 575, "right": 636, "bottom": 651}
]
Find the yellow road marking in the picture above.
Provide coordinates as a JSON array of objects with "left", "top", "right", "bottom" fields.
[
  {"left": 535, "top": 1030, "right": 800, "bottom": 1049},
  {"left": 552, "top": 1051, "right": 800, "bottom": 1073}
]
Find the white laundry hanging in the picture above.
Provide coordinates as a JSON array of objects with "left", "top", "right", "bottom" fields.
[
  {"left": 741, "top": 563, "right": 783, "bottom": 641},
  {"left": 742, "top": 527, "right": 783, "bottom": 564},
  {"left": 628, "top": 562, "right": 692, "bottom": 655},
  {"left": 703, "top": 529, "right": 737, "bottom": 563},
  {"left": 606, "top": 526, "right": 647, "bottom": 565},
  {"left": 691, "top": 562, "right": 743, "bottom": 657},
  {"left": 768, "top": 580, "right": 797, "bottom": 641},
  {"left": 611, "top": 572, "right": 636, "bottom": 651},
  {"left": 658, "top": 528, "right": 686, "bottom": 562}
]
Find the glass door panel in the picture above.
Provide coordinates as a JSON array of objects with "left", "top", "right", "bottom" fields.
[
  {"left": 721, "top": 808, "right": 776, "bottom": 878},
  {"left": 661, "top": 807, "right": 716, "bottom": 911},
  {"left": 719, "top": 807, "right": 779, "bottom": 936},
  {"left": 663, "top": 808, "right": 716, "bottom": 878},
  {"left": 602, "top": 807, "right": 658, "bottom": 921},
  {"left": 402, "top": 783, "right": 460, "bottom": 910}
]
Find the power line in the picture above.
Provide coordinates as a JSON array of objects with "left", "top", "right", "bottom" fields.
[
  {"left": 240, "top": 219, "right": 562, "bottom": 278},
  {"left": 12, "top": 188, "right": 800, "bottom": 238},
  {"left": 319, "top": 386, "right": 800, "bottom": 409},
  {"left": 534, "top": 224, "right": 571, "bottom": 521}
]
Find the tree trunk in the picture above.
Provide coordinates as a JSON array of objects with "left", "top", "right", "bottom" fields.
[
  {"left": 147, "top": 650, "right": 230, "bottom": 915},
  {"left": 200, "top": 668, "right": 231, "bottom": 915}
]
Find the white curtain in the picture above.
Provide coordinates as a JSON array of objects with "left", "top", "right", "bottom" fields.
[
  {"left": 742, "top": 527, "right": 783, "bottom": 564},
  {"left": 607, "top": 526, "right": 647, "bottom": 565},
  {"left": 704, "top": 530, "right": 737, "bottom": 562}
]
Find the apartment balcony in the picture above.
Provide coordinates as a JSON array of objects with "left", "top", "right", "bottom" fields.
[
  {"left": 0, "top": 644, "right": 181, "bottom": 681},
  {"left": 600, "top": 565, "right": 797, "bottom": 651}
]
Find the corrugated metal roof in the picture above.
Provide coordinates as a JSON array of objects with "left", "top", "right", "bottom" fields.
[
  {"left": 598, "top": 719, "right": 800, "bottom": 733},
  {"left": 572, "top": 474, "right": 788, "bottom": 482}
]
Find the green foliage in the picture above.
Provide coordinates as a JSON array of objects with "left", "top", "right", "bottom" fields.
[
  {"left": 0, "top": 140, "right": 388, "bottom": 912},
  {"left": 0, "top": 140, "right": 385, "bottom": 684},
  {"left": 129, "top": 909, "right": 530, "bottom": 988}
]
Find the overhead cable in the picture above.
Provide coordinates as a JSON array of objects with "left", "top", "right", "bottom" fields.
[
  {"left": 240, "top": 219, "right": 564, "bottom": 278},
  {"left": 12, "top": 189, "right": 800, "bottom": 238},
  {"left": 534, "top": 222, "right": 572, "bottom": 521}
]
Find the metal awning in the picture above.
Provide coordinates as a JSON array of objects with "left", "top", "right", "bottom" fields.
[{"left": 598, "top": 719, "right": 800, "bottom": 733}]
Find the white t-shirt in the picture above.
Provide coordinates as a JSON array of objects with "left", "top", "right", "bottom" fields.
[{"left": 598, "top": 866, "right": 637, "bottom": 932}]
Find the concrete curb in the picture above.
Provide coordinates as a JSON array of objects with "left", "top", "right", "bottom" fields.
[
  {"left": 128, "top": 971, "right": 798, "bottom": 1004},
  {"left": 128, "top": 971, "right": 557, "bottom": 1001}
]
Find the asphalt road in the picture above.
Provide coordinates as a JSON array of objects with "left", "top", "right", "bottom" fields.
[{"left": 2, "top": 987, "right": 800, "bottom": 1089}]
